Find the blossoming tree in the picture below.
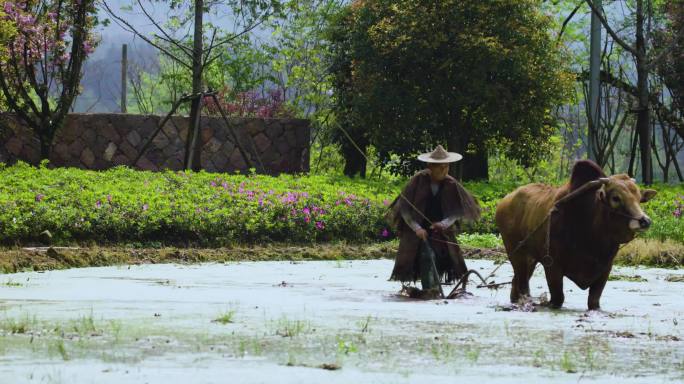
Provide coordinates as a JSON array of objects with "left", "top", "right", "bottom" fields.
[{"left": 0, "top": 0, "right": 99, "bottom": 159}]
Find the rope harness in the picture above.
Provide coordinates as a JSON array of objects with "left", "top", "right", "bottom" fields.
[{"left": 334, "top": 124, "right": 632, "bottom": 299}]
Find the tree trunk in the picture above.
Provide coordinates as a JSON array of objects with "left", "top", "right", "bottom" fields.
[
  {"left": 39, "top": 131, "right": 52, "bottom": 161},
  {"left": 636, "top": 0, "right": 653, "bottom": 184},
  {"left": 341, "top": 140, "right": 367, "bottom": 178},
  {"left": 461, "top": 148, "right": 488, "bottom": 181},
  {"left": 447, "top": 132, "right": 463, "bottom": 180},
  {"left": 184, "top": 0, "right": 204, "bottom": 171}
]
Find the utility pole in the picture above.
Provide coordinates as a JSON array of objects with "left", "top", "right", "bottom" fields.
[
  {"left": 588, "top": 0, "right": 602, "bottom": 162},
  {"left": 121, "top": 44, "right": 127, "bottom": 113}
]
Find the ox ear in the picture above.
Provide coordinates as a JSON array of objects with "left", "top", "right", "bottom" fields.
[
  {"left": 640, "top": 189, "right": 657, "bottom": 203},
  {"left": 570, "top": 160, "right": 606, "bottom": 190}
]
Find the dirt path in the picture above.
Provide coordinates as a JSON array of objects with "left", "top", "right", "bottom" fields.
[{"left": 1, "top": 259, "right": 683, "bottom": 383}]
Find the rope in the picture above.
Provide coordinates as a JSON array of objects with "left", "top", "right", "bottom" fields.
[{"left": 333, "top": 122, "right": 615, "bottom": 299}]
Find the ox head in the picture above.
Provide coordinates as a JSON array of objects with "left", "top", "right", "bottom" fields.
[{"left": 596, "top": 174, "right": 657, "bottom": 241}]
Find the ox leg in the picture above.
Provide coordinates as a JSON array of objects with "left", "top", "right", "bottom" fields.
[
  {"left": 543, "top": 265, "right": 564, "bottom": 309},
  {"left": 588, "top": 268, "right": 611, "bottom": 311},
  {"left": 510, "top": 257, "right": 531, "bottom": 303}
]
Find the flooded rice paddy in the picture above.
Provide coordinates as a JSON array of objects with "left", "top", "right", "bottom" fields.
[{"left": 0, "top": 259, "right": 683, "bottom": 383}]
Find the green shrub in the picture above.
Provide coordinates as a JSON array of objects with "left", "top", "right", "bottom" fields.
[{"left": 0, "top": 162, "right": 681, "bottom": 246}]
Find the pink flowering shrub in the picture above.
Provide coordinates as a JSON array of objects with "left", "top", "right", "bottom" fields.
[
  {"left": 204, "top": 88, "right": 293, "bottom": 118},
  {"left": 1, "top": 163, "right": 680, "bottom": 246}
]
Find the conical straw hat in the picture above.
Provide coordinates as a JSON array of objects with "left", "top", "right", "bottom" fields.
[{"left": 417, "top": 145, "right": 463, "bottom": 163}]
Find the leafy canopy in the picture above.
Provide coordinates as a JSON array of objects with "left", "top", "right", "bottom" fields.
[{"left": 328, "top": 0, "right": 573, "bottom": 175}]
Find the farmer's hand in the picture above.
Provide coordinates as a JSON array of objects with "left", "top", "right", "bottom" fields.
[
  {"left": 430, "top": 222, "right": 448, "bottom": 233},
  {"left": 415, "top": 228, "right": 428, "bottom": 241}
]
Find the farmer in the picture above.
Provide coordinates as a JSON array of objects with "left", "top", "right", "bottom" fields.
[{"left": 387, "top": 145, "right": 481, "bottom": 299}]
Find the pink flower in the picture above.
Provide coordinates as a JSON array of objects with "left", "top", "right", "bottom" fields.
[
  {"left": 35, "top": 194, "right": 45, "bottom": 202},
  {"left": 315, "top": 221, "right": 325, "bottom": 230},
  {"left": 106, "top": 194, "right": 112, "bottom": 203},
  {"left": 383, "top": 199, "right": 390, "bottom": 206},
  {"left": 210, "top": 181, "right": 217, "bottom": 187},
  {"left": 302, "top": 207, "right": 311, "bottom": 216},
  {"left": 95, "top": 200, "right": 102, "bottom": 208},
  {"left": 142, "top": 203, "right": 149, "bottom": 211},
  {"left": 381, "top": 228, "right": 390, "bottom": 238},
  {"left": 304, "top": 216, "right": 311, "bottom": 224}
]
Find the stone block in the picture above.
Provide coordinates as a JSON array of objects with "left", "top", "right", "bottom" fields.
[
  {"left": 253, "top": 133, "right": 272, "bottom": 153},
  {"left": 80, "top": 148, "right": 95, "bottom": 168},
  {"left": 113, "top": 154, "right": 129, "bottom": 166},
  {"left": 211, "top": 150, "right": 229, "bottom": 170},
  {"left": 136, "top": 155, "right": 158, "bottom": 171},
  {"left": 53, "top": 142, "right": 69, "bottom": 161},
  {"left": 104, "top": 142, "right": 118, "bottom": 162},
  {"left": 68, "top": 139, "right": 86, "bottom": 157},
  {"left": 266, "top": 121, "right": 283, "bottom": 139},
  {"left": 204, "top": 137, "right": 223, "bottom": 153},
  {"left": 162, "top": 156, "right": 183, "bottom": 171},
  {"left": 163, "top": 143, "right": 181, "bottom": 158},
  {"left": 81, "top": 129, "right": 96, "bottom": 144},
  {"left": 100, "top": 123, "right": 121, "bottom": 142},
  {"left": 126, "top": 130, "right": 141, "bottom": 148},
  {"left": 245, "top": 120, "right": 264, "bottom": 136},
  {"left": 161, "top": 121, "right": 178, "bottom": 139},
  {"left": 219, "top": 141, "right": 235, "bottom": 155},
  {"left": 276, "top": 140, "right": 290, "bottom": 155},
  {"left": 146, "top": 148, "right": 164, "bottom": 165},
  {"left": 200, "top": 126, "right": 214, "bottom": 144},
  {"left": 284, "top": 128, "right": 298, "bottom": 147},
  {"left": 152, "top": 131, "right": 170, "bottom": 149},
  {"left": 119, "top": 140, "right": 138, "bottom": 160},
  {"left": 229, "top": 149, "right": 247, "bottom": 169},
  {"left": 60, "top": 120, "right": 80, "bottom": 141}
]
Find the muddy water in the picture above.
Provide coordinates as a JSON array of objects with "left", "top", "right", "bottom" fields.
[{"left": 0, "top": 260, "right": 682, "bottom": 383}]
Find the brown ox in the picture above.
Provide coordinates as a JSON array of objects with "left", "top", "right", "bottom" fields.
[{"left": 495, "top": 160, "right": 657, "bottom": 310}]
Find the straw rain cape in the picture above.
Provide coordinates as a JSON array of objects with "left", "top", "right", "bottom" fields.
[{"left": 386, "top": 170, "right": 481, "bottom": 283}]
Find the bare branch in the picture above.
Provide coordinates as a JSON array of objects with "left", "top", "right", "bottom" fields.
[
  {"left": 136, "top": 0, "right": 194, "bottom": 59},
  {"left": 102, "top": 0, "right": 192, "bottom": 70},
  {"left": 557, "top": 1, "right": 583, "bottom": 43},
  {"left": 202, "top": 28, "right": 218, "bottom": 70},
  {"left": 585, "top": 0, "right": 637, "bottom": 55},
  {"left": 204, "top": 15, "right": 268, "bottom": 52}
]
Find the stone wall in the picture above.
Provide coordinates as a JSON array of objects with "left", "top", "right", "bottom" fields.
[{"left": 0, "top": 113, "right": 310, "bottom": 174}]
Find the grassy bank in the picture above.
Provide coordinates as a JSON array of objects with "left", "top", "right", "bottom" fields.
[{"left": 2, "top": 237, "right": 682, "bottom": 274}]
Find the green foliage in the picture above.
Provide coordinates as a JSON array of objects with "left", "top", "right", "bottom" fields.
[
  {"left": 328, "top": 0, "right": 574, "bottom": 176},
  {"left": 456, "top": 233, "right": 502, "bottom": 249},
  {"left": 0, "top": 163, "right": 681, "bottom": 246},
  {"left": 0, "top": 9, "right": 16, "bottom": 62},
  {"left": 0, "top": 162, "right": 400, "bottom": 245}
]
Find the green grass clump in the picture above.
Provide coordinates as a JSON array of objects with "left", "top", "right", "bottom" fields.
[{"left": 213, "top": 310, "right": 236, "bottom": 325}]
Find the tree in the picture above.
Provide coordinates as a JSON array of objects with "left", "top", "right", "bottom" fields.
[
  {"left": 585, "top": 0, "right": 684, "bottom": 184},
  {"left": 0, "top": 0, "right": 99, "bottom": 159},
  {"left": 328, "top": 0, "right": 572, "bottom": 179},
  {"left": 103, "top": 0, "right": 282, "bottom": 171}
]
